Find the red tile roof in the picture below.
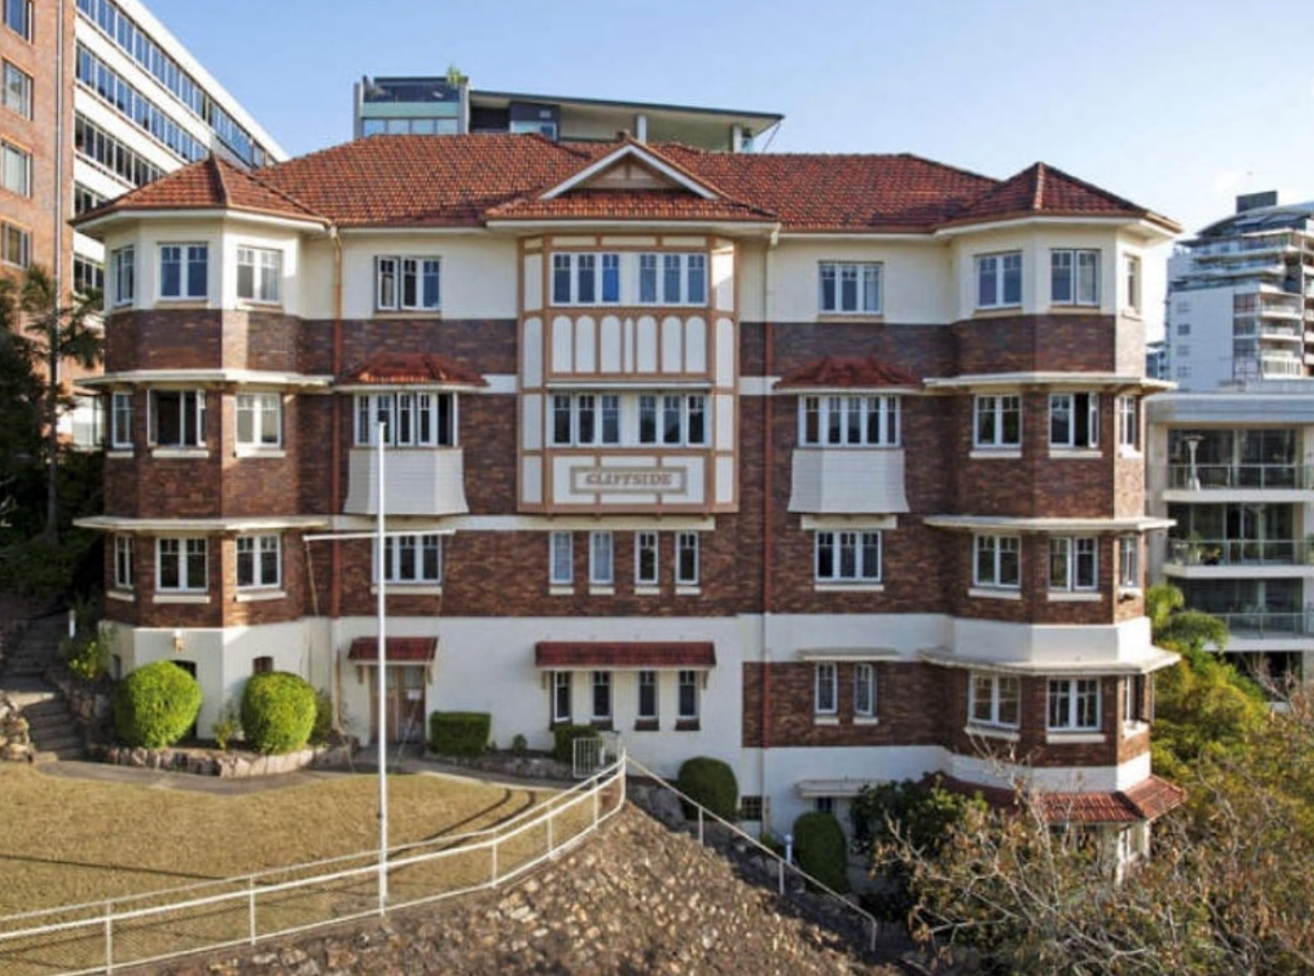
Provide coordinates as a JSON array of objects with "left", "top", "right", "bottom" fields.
[
  {"left": 339, "top": 352, "right": 487, "bottom": 387},
  {"left": 935, "top": 774, "right": 1186, "bottom": 824},
  {"left": 484, "top": 189, "right": 775, "bottom": 223},
  {"left": 944, "top": 162, "right": 1172, "bottom": 228},
  {"left": 775, "top": 356, "right": 921, "bottom": 390},
  {"left": 348, "top": 637, "right": 437, "bottom": 663},
  {"left": 535, "top": 641, "right": 716, "bottom": 669}
]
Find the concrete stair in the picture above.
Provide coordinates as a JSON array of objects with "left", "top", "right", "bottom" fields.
[
  {"left": 4, "top": 613, "right": 67, "bottom": 678},
  {"left": 1, "top": 614, "right": 83, "bottom": 762}
]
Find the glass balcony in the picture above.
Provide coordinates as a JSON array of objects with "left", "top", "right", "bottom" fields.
[
  {"left": 1165, "top": 538, "right": 1309, "bottom": 567},
  {"left": 1166, "top": 463, "right": 1309, "bottom": 490},
  {"left": 1213, "top": 608, "right": 1314, "bottom": 639}
]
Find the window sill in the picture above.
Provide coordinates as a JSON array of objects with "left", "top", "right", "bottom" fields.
[
  {"left": 972, "top": 306, "right": 1022, "bottom": 317},
  {"left": 633, "top": 719, "right": 659, "bottom": 732},
  {"left": 107, "top": 588, "right": 135, "bottom": 602},
  {"left": 814, "top": 582, "right": 884, "bottom": 593},
  {"left": 372, "top": 310, "right": 443, "bottom": 319},
  {"left": 674, "top": 719, "right": 701, "bottom": 732},
  {"left": 152, "top": 593, "right": 210, "bottom": 604},
  {"left": 1045, "top": 731, "right": 1105, "bottom": 745},
  {"left": 236, "top": 301, "right": 284, "bottom": 312},
  {"left": 815, "top": 313, "right": 884, "bottom": 324},
  {"left": 675, "top": 585, "right": 701, "bottom": 596},
  {"left": 1118, "top": 448, "right": 1143, "bottom": 460},
  {"left": 1123, "top": 309, "right": 1143, "bottom": 320},
  {"left": 853, "top": 716, "right": 879, "bottom": 726},
  {"left": 371, "top": 584, "right": 443, "bottom": 596},
  {"left": 234, "top": 447, "right": 285, "bottom": 459},
  {"left": 634, "top": 585, "right": 660, "bottom": 596},
  {"left": 969, "top": 587, "right": 1022, "bottom": 601},
  {"left": 153, "top": 299, "right": 209, "bottom": 308},
  {"left": 549, "top": 585, "right": 575, "bottom": 597},
  {"left": 589, "top": 585, "right": 615, "bottom": 596},
  {"left": 1117, "top": 587, "right": 1142, "bottom": 601},
  {"left": 969, "top": 449, "right": 1021, "bottom": 460},
  {"left": 1047, "top": 591, "right": 1102, "bottom": 603},
  {"left": 1122, "top": 720, "right": 1150, "bottom": 738},
  {"left": 813, "top": 715, "right": 839, "bottom": 726},
  {"left": 152, "top": 447, "right": 209, "bottom": 459},
  {"left": 966, "top": 724, "right": 1020, "bottom": 742},
  {"left": 1047, "top": 303, "right": 1101, "bottom": 313},
  {"left": 106, "top": 448, "right": 133, "bottom": 459},
  {"left": 1048, "top": 448, "right": 1102, "bottom": 460},
  {"left": 235, "top": 589, "right": 286, "bottom": 603}
]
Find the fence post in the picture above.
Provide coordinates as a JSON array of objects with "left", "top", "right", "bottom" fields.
[
  {"left": 103, "top": 902, "right": 113, "bottom": 975},
  {"left": 869, "top": 918, "right": 877, "bottom": 953},
  {"left": 777, "top": 859, "right": 785, "bottom": 896},
  {"left": 698, "top": 807, "right": 704, "bottom": 845},
  {"left": 593, "top": 782, "right": 600, "bottom": 828},
  {"left": 491, "top": 839, "right": 499, "bottom": 887},
  {"left": 547, "top": 813, "right": 554, "bottom": 855},
  {"left": 248, "top": 878, "right": 257, "bottom": 945}
]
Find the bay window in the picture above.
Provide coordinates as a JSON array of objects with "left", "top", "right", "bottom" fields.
[
  {"left": 236, "top": 393, "right": 280, "bottom": 447},
  {"left": 974, "top": 394, "right": 1021, "bottom": 448},
  {"left": 976, "top": 251, "right": 1021, "bottom": 308},
  {"left": 1050, "top": 392, "right": 1099, "bottom": 449},
  {"left": 354, "top": 392, "right": 455, "bottom": 447},
  {"left": 236, "top": 246, "right": 281, "bottom": 303},
  {"left": 1048, "top": 678, "right": 1101, "bottom": 732},
  {"left": 148, "top": 389, "right": 206, "bottom": 447},
  {"left": 159, "top": 243, "right": 207, "bottom": 299},
  {"left": 157, "top": 537, "right": 207, "bottom": 592},
  {"left": 974, "top": 534, "right": 1020, "bottom": 589},
  {"left": 1050, "top": 537, "right": 1098, "bottom": 591},
  {"left": 969, "top": 672, "right": 1020, "bottom": 728},
  {"left": 378, "top": 533, "right": 443, "bottom": 584},
  {"left": 799, "top": 394, "right": 899, "bottom": 446},
  {"left": 1051, "top": 249, "right": 1100, "bottom": 306},
  {"left": 110, "top": 245, "right": 134, "bottom": 306},
  {"left": 236, "top": 534, "right": 280, "bottom": 589}
]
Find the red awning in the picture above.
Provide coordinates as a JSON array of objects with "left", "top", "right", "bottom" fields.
[
  {"left": 535, "top": 641, "right": 716, "bottom": 670},
  {"left": 348, "top": 637, "right": 437, "bottom": 664}
]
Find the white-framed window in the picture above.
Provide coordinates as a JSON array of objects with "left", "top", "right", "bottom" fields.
[
  {"left": 818, "top": 261, "right": 881, "bottom": 314},
  {"left": 1049, "top": 393, "right": 1099, "bottom": 448},
  {"left": 110, "top": 391, "right": 132, "bottom": 448},
  {"left": 551, "top": 393, "right": 621, "bottom": 446},
  {"left": 974, "top": 394, "right": 1022, "bottom": 448},
  {"left": 638, "top": 252, "right": 706, "bottom": 306},
  {"left": 974, "top": 534, "right": 1021, "bottom": 589},
  {"left": 353, "top": 392, "right": 456, "bottom": 447},
  {"left": 110, "top": 245, "right": 134, "bottom": 306},
  {"left": 1117, "top": 396, "right": 1139, "bottom": 451},
  {"left": 675, "top": 532, "right": 699, "bottom": 586},
  {"left": 854, "top": 664, "right": 876, "bottom": 718},
  {"left": 1048, "top": 678, "right": 1101, "bottom": 731},
  {"left": 157, "top": 537, "right": 207, "bottom": 592},
  {"left": 552, "top": 671, "right": 572, "bottom": 724},
  {"left": 375, "top": 255, "right": 440, "bottom": 311},
  {"left": 815, "top": 662, "right": 838, "bottom": 715},
  {"left": 799, "top": 395, "right": 899, "bottom": 446},
  {"left": 2, "top": 61, "right": 32, "bottom": 119},
  {"left": 550, "top": 531, "right": 573, "bottom": 586},
  {"left": 591, "top": 671, "right": 612, "bottom": 722},
  {"left": 638, "top": 393, "right": 707, "bottom": 446},
  {"left": 1050, "top": 537, "right": 1098, "bottom": 591},
  {"left": 1124, "top": 254, "right": 1141, "bottom": 314},
  {"left": 969, "top": 672, "right": 1020, "bottom": 728},
  {"left": 1123, "top": 673, "right": 1149, "bottom": 725},
  {"left": 637, "top": 670, "right": 658, "bottom": 722},
  {"left": 590, "top": 530, "right": 614, "bottom": 586},
  {"left": 236, "top": 246, "right": 281, "bottom": 304},
  {"left": 236, "top": 393, "right": 280, "bottom": 447},
  {"left": 159, "top": 243, "right": 208, "bottom": 299},
  {"left": 553, "top": 252, "right": 620, "bottom": 306},
  {"left": 635, "top": 531, "right": 658, "bottom": 586},
  {"left": 1118, "top": 535, "right": 1140, "bottom": 590},
  {"left": 72, "top": 255, "right": 103, "bottom": 297},
  {"left": 815, "top": 530, "right": 881, "bottom": 582},
  {"left": 677, "top": 670, "right": 699, "bottom": 722},
  {"left": 379, "top": 533, "right": 442, "bottom": 584},
  {"left": 148, "top": 389, "right": 206, "bottom": 447},
  {"left": 976, "top": 251, "right": 1022, "bottom": 309},
  {"left": 1, "top": 139, "right": 30, "bottom": 196},
  {"left": 1051, "top": 249, "right": 1100, "bottom": 306},
  {"left": 113, "top": 535, "right": 134, "bottom": 590},
  {"left": 236, "top": 535, "right": 280, "bottom": 589}
]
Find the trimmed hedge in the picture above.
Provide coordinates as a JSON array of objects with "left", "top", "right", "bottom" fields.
[
  {"left": 793, "top": 811, "right": 850, "bottom": 893},
  {"left": 429, "top": 711, "right": 491, "bottom": 756},
  {"left": 112, "top": 661, "right": 202, "bottom": 749},
  {"left": 677, "top": 757, "right": 738, "bottom": 822},
  {"left": 240, "top": 671, "right": 317, "bottom": 754},
  {"left": 552, "top": 724, "right": 599, "bottom": 764},
  {"left": 310, "top": 688, "right": 334, "bottom": 745}
]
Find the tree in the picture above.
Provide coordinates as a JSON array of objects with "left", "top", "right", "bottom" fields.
[
  {"left": 0, "top": 276, "right": 43, "bottom": 539},
  {"left": 18, "top": 265, "right": 102, "bottom": 539}
]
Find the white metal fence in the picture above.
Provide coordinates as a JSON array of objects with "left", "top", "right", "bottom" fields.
[{"left": 0, "top": 759, "right": 626, "bottom": 976}]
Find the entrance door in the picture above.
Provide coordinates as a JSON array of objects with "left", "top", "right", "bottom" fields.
[{"left": 368, "top": 666, "right": 427, "bottom": 743}]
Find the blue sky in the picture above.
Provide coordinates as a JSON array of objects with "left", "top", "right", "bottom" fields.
[{"left": 148, "top": 0, "right": 1314, "bottom": 237}]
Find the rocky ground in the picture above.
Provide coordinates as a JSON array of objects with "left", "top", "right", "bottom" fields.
[{"left": 152, "top": 804, "right": 910, "bottom": 976}]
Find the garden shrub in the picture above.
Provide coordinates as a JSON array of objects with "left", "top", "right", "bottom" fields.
[
  {"left": 112, "top": 660, "right": 202, "bottom": 748},
  {"left": 428, "top": 711, "right": 491, "bottom": 756},
  {"left": 793, "top": 811, "right": 850, "bottom": 893},
  {"left": 240, "top": 671, "right": 316, "bottom": 754},
  {"left": 310, "top": 688, "right": 334, "bottom": 744},
  {"left": 61, "top": 635, "right": 107, "bottom": 681},
  {"left": 676, "top": 756, "right": 738, "bottom": 822},
  {"left": 552, "top": 723, "right": 599, "bottom": 764}
]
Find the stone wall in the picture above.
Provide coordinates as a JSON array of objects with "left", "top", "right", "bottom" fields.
[{"left": 0, "top": 693, "right": 32, "bottom": 762}]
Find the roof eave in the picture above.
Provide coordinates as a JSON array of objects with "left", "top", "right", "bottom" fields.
[
  {"left": 933, "top": 213, "right": 1179, "bottom": 239},
  {"left": 73, "top": 206, "right": 329, "bottom": 238}
]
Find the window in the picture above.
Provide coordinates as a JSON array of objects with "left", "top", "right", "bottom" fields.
[
  {"left": 111, "top": 246, "right": 135, "bottom": 306},
  {"left": 974, "top": 394, "right": 1021, "bottom": 448},
  {"left": 552, "top": 672, "right": 572, "bottom": 724},
  {"left": 379, "top": 533, "right": 442, "bottom": 584},
  {"left": 3, "top": 0, "right": 30, "bottom": 41},
  {"left": 675, "top": 532, "right": 699, "bottom": 586},
  {"left": 974, "top": 535, "right": 1020, "bottom": 589},
  {"left": 637, "top": 670, "right": 657, "bottom": 722},
  {"left": 1048, "top": 678, "right": 1101, "bottom": 731},
  {"left": 550, "top": 531, "right": 573, "bottom": 586},
  {"left": 2, "top": 62, "right": 31, "bottom": 118},
  {"left": 590, "top": 530, "right": 613, "bottom": 586},
  {"left": 739, "top": 795, "right": 764, "bottom": 821},
  {"left": 1123, "top": 674, "right": 1148, "bottom": 725},
  {"left": 551, "top": 393, "right": 621, "bottom": 446},
  {"left": 374, "top": 255, "right": 440, "bottom": 311},
  {"left": 75, "top": 113, "right": 162, "bottom": 188},
  {"left": 236, "top": 535, "right": 280, "bottom": 589},
  {"left": 1124, "top": 254, "right": 1141, "bottom": 314},
  {"left": 815, "top": 530, "right": 881, "bottom": 582},
  {"left": 73, "top": 256, "right": 103, "bottom": 297},
  {"left": 236, "top": 247, "right": 281, "bottom": 303},
  {"left": 976, "top": 251, "right": 1022, "bottom": 308},
  {"left": 1117, "top": 396, "right": 1139, "bottom": 451},
  {"left": 677, "top": 669, "right": 699, "bottom": 722},
  {"left": 969, "top": 673, "right": 1020, "bottom": 728},
  {"left": 157, "top": 537, "right": 207, "bottom": 592},
  {"left": 353, "top": 392, "right": 456, "bottom": 447},
  {"left": 110, "top": 391, "right": 132, "bottom": 447},
  {"left": 73, "top": 183, "right": 105, "bottom": 216},
  {"left": 819, "top": 261, "right": 881, "bottom": 314},
  {"left": 815, "top": 663, "right": 838, "bottom": 715},
  {"left": 553, "top": 252, "right": 620, "bottom": 306},
  {"left": 1051, "top": 249, "right": 1100, "bottom": 305},
  {"left": 159, "top": 244, "right": 208, "bottom": 299},
  {"left": 253, "top": 656, "right": 273, "bottom": 675},
  {"left": 1118, "top": 535, "right": 1139, "bottom": 590},
  {"left": 591, "top": 671, "right": 611, "bottom": 722},
  {"left": 638, "top": 393, "right": 707, "bottom": 446},
  {"left": 799, "top": 395, "right": 899, "bottom": 446},
  {"left": 148, "top": 390, "right": 206, "bottom": 447},
  {"left": 1176, "top": 322, "right": 1190, "bottom": 336},
  {"left": 635, "top": 531, "right": 658, "bottom": 586},
  {"left": 0, "top": 221, "right": 28, "bottom": 267},
  {"left": 637, "top": 252, "right": 706, "bottom": 306},
  {"left": 814, "top": 796, "right": 836, "bottom": 815},
  {"left": 113, "top": 535, "right": 134, "bottom": 590},
  {"left": 235, "top": 393, "right": 280, "bottom": 447},
  {"left": 1050, "top": 537, "right": 1098, "bottom": 591},
  {"left": 1049, "top": 393, "right": 1099, "bottom": 449},
  {"left": 854, "top": 664, "right": 876, "bottom": 718}
]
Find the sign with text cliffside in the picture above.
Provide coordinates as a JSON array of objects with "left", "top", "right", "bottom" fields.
[{"left": 570, "top": 467, "right": 687, "bottom": 494}]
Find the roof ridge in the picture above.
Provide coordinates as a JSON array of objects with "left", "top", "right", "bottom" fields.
[
  {"left": 208, "top": 155, "right": 230, "bottom": 209},
  {"left": 238, "top": 161, "right": 329, "bottom": 223},
  {"left": 1031, "top": 162, "right": 1045, "bottom": 211}
]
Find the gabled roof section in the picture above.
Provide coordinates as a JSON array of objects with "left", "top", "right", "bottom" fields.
[
  {"left": 338, "top": 352, "right": 487, "bottom": 387},
  {"left": 775, "top": 356, "right": 921, "bottom": 390},
  {"left": 540, "top": 139, "right": 722, "bottom": 200},
  {"left": 484, "top": 189, "right": 776, "bottom": 223}
]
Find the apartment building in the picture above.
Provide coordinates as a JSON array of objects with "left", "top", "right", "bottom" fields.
[
  {"left": 1165, "top": 192, "right": 1314, "bottom": 390},
  {"left": 74, "top": 134, "right": 1183, "bottom": 853},
  {"left": 353, "top": 72, "right": 780, "bottom": 152},
  {"left": 0, "top": 0, "right": 284, "bottom": 441}
]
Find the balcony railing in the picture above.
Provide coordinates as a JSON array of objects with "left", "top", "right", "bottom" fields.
[
  {"left": 1166, "top": 538, "right": 1310, "bottom": 567},
  {"left": 1212, "top": 607, "right": 1314, "bottom": 639},
  {"left": 1167, "top": 463, "right": 1310, "bottom": 490}
]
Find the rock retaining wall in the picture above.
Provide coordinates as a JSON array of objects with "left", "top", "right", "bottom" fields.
[
  {"left": 90, "top": 740, "right": 354, "bottom": 777},
  {"left": 427, "top": 749, "right": 573, "bottom": 782},
  {"left": 0, "top": 692, "right": 32, "bottom": 762}
]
